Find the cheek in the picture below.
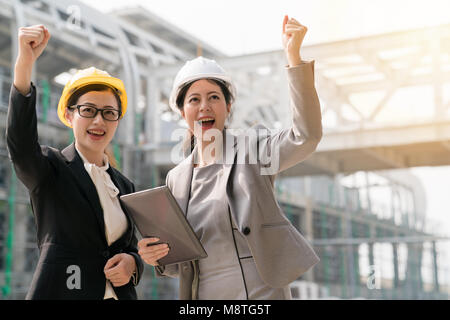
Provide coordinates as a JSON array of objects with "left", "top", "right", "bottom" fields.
[
  {"left": 107, "top": 123, "right": 119, "bottom": 136},
  {"left": 71, "top": 118, "right": 85, "bottom": 136},
  {"left": 183, "top": 108, "right": 197, "bottom": 128},
  {"left": 214, "top": 105, "right": 229, "bottom": 126}
]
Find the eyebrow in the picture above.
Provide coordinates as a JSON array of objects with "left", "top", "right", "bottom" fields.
[
  {"left": 79, "top": 102, "right": 118, "bottom": 109},
  {"left": 187, "top": 91, "right": 221, "bottom": 98}
]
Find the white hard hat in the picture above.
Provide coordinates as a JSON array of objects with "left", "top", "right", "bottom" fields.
[{"left": 168, "top": 56, "right": 236, "bottom": 114}]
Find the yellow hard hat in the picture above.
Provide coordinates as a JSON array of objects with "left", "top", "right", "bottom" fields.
[{"left": 57, "top": 67, "right": 127, "bottom": 127}]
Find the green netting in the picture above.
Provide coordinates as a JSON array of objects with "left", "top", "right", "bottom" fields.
[
  {"left": 40, "top": 79, "right": 50, "bottom": 123},
  {"left": 135, "top": 113, "right": 142, "bottom": 145},
  {"left": 68, "top": 129, "right": 74, "bottom": 144},
  {"left": 319, "top": 203, "right": 330, "bottom": 294},
  {"left": 113, "top": 142, "right": 122, "bottom": 171},
  {"left": 2, "top": 166, "right": 16, "bottom": 298}
]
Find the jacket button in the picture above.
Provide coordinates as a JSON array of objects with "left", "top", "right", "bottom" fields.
[
  {"left": 102, "top": 250, "right": 110, "bottom": 258},
  {"left": 243, "top": 227, "right": 251, "bottom": 235}
]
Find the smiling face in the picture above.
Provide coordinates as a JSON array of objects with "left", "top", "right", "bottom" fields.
[
  {"left": 180, "top": 79, "right": 231, "bottom": 141},
  {"left": 65, "top": 90, "right": 120, "bottom": 163}
]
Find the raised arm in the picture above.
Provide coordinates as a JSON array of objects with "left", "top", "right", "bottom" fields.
[
  {"left": 14, "top": 25, "right": 50, "bottom": 95},
  {"left": 6, "top": 25, "right": 51, "bottom": 191},
  {"left": 256, "top": 16, "right": 322, "bottom": 176}
]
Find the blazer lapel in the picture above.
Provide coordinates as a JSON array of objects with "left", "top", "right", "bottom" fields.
[
  {"left": 61, "top": 143, "right": 107, "bottom": 242},
  {"left": 221, "top": 130, "right": 237, "bottom": 192},
  {"left": 106, "top": 166, "right": 127, "bottom": 196},
  {"left": 170, "top": 131, "right": 238, "bottom": 216},
  {"left": 171, "top": 151, "right": 194, "bottom": 216}
]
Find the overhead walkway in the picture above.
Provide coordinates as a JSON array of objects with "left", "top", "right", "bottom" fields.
[{"left": 148, "top": 24, "right": 450, "bottom": 176}]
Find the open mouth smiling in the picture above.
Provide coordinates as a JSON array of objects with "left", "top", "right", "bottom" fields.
[
  {"left": 87, "top": 129, "right": 106, "bottom": 137},
  {"left": 197, "top": 117, "right": 215, "bottom": 128}
]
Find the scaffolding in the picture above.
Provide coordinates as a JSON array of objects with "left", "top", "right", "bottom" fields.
[{"left": 275, "top": 174, "right": 449, "bottom": 299}]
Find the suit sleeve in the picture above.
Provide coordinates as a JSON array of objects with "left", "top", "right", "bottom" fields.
[
  {"left": 257, "top": 61, "right": 322, "bottom": 175},
  {"left": 6, "top": 83, "right": 51, "bottom": 191},
  {"left": 127, "top": 243, "right": 144, "bottom": 286}
]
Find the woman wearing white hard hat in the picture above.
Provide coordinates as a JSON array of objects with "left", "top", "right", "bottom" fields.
[
  {"left": 138, "top": 16, "right": 322, "bottom": 300},
  {"left": 7, "top": 25, "right": 143, "bottom": 299}
]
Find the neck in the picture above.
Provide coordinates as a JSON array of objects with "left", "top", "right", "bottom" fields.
[
  {"left": 75, "top": 142, "right": 105, "bottom": 167},
  {"left": 197, "top": 140, "right": 214, "bottom": 167}
]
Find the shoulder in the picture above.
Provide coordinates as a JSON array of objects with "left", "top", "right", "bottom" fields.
[
  {"left": 166, "top": 151, "right": 193, "bottom": 185},
  {"left": 165, "top": 161, "right": 189, "bottom": 188},
  {"left": 39, "top": 145, "right": 59, "bottom": 155},
  {"left": 41, "top": 145, "right": 65, "bottom": 164},
  {"left": 165, "top": 166, "right": 178, "bottom": 188}
]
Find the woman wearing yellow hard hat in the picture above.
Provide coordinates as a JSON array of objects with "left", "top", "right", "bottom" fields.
[{"left": 7, "top": 24, "right": 143, "bottom": 300}]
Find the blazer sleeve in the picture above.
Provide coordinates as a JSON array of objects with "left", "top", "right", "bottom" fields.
[
  {"left": 6, "top": 83, "right": 51, "bottom": 191},
  {"left": 127, "top": 241, "right": 144, "bottom": 286},
  {"left": 257, "top": 61, "right": 322, "bottom": 175}
]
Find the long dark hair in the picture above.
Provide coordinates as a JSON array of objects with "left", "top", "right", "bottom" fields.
[
  {"left": 176, "top": 78, "right": 235, "bottom": 154},
  {"left": 67, "top": 84, "right": 122, "bottom": 168}
]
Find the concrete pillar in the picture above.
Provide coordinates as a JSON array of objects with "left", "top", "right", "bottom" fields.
[
  {"left": 146, "top": 76, "right": 160, "bottom": 145},
  {"left": 392, "top": 242, "right": 400, "bottom": 298},
  {"left": 304, "top": 197, "right": 314, "bottom": 242},
  {"left": 339, "top": 215, "right": 350, "bottom": 298},
  {"left": 431, "top": 241, "right": 440, "bottom": 294},
  {"left": 302, "top": 196, "right": 314, "bottom": 282},
  {"left": 367, "top": 224, "right": 377, "bottom": 298},
  {"left": 405, "top": 242, "right": 423, "bottom": 298},
  {"left": 368, "top": 224, "right": 376, "bottom": 268}
]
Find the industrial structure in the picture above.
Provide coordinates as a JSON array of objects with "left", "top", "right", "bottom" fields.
[{"left": 0, "top": 0, "right": 449, "bottom": 299}]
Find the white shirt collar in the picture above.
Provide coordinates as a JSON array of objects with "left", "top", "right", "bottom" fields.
[{"left": 75, "top": 146, "right": 110, "bottom": 171}]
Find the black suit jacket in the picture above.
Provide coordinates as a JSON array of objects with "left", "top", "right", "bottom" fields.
[{"left": 6, "top": 84, "right": 144, "bottom": 300}]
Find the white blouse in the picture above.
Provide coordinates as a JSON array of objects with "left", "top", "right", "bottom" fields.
[{"left": 76, "top": 147, "right": 128, "bottom": 300}]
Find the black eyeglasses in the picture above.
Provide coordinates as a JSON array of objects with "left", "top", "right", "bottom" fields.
[{"left": 69, "top": 105, "right": 121, "bottom": 121}]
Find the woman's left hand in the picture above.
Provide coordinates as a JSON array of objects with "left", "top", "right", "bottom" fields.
[
  {"left": 282, "top": 15, "right": 308, "bottom": 67},
  {"left": 104, "top": 253, "right": 136, "bottom": 287}
]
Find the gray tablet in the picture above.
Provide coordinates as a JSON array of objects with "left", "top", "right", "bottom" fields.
[{"left": 120, "top": 186, "right": 207, "bottom": 266}]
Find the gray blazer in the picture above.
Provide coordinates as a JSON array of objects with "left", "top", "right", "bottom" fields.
[{"left": 157, "top": 61, "right": 322, "bottom": 300}]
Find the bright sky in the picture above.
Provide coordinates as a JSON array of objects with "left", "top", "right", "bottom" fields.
[
  {"left": 81, "top": 0, "right": 450, "bottom": 56},
  {"left": 79, "top": 0, "right": 450, "bottom": 235}
]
